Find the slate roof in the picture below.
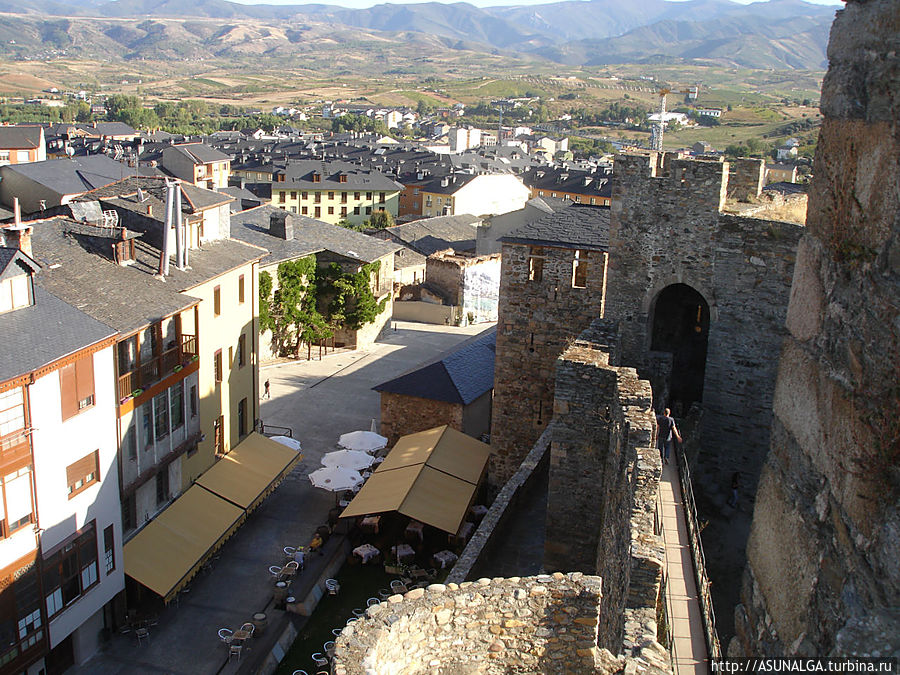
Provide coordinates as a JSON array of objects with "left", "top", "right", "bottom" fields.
[
  {"left": 377, "top": 214, "right": 482, "bottom": 255},
  {"left": 500, "top": 203, "right": 610, "bottom": 251},
  {"left": 166, "top": 143, "right": 231, "bottom": 164},
  {"left": 373, "top": 327, "right": 496, "bottom": 405},
  {"left": 0, "top": 285, "right": 116, "bottom": 383},
  {"left": 29, "top": 216, "right": 263, "bottom": 334},
  {"left": 230, "top": 205, "right": 400, "bottom": 266},
  {"left": 3, "top": 155, "right": 133, "bottom": 197},
  {"left": 763, "top": 182, "right": 807, "bottom": 196},
  {"left": 522, "top": 166, "right": 612, "bottom": 198},
  {"left": 0, "top": 126, "right": 42, "bottom": 149},
  {"left": 74, "top": 176, "right": 233, "bottom": 215},
  {"left": 274, "top": 160, "right": 403, "bottom": 192}
]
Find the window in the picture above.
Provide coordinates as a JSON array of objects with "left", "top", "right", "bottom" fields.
[
  {"left": 170, "top": 383, "right": 184, "bottom": 430},
  {"left": 190, "top": 385, "right": 198, "bottom": 417},
  {"left": 122, "top": 494, "right": 136, "bottom": 532},
  {"left": 328, "top": 206, "right": 334, "bottom": 215},
  {"left": 59, "top": 355, "right": 94, "bottom": 420},
  {"left": 339, "top": 174, "right": 348, "bottom": 183},
  {"left": 237, "top": 334, "right": 246, "bottom": 368},
  {"left": 366, "top": 192, "right": 372, "bottom": 200},
  {"left": 528, "top": 247, "right": 545, "bottom": 282},
  {"left": 572, "top": 250, "right": 588, "bottom": 288},
  {"left": 290, "top": 191, "right": 297, "bottom": 200},
  {"left": 238, "top": 275, "right": 245, "bottom": 303},
  {"left": 1, "top": 466, "right": 34, "bottom": 538},
  {"left": 301, "top": 191, "right": 308, "bottom": 200},
  {"left": 353, "top": 206, "right": 360, "bottom": 216},
  {"left": 354, "top": 191, "right": 360, "bottom": 200},
  {"left": 379, "top": 192, "right": 386, "bottom": 204},
  {"left": 314, "top": 192, "right": 321, "bottom": 203},
  {"left": 314, "top": 207, "right": 321, "bottom": 218},
  {"left": 340, "top": 193, "right": 347, "bottom": 204},
  {"left": 278, "top": 192, "right": 285, "bottom": 204},
  {"left": 237, "top": 398, "right": 247, "bottom": 438},
  {"left": 142, "top": 404, "right": 153, "bottom": 449},
  {"left": 155, "top": 470, "right": 169, "bottom": 506},
  {"left": 365, "top": 206, "right": 372, "bottom": 215},
  {"left": 328, "top": 191, "right": 334, "bottom": 200},
  {"left": 103, "top": 525, "right": 115, "bottom": 574},
  {"left": 213, "top": 286, "right": 221, "bottom": 316},
  {"left": 66, "top": 451, "right": 99, "bottom": 499},
  {"left": 43, "top": 522, "right": 98, "bottom": 618},
  {"left": 0, "top": 387, "right": 25, "bottom": 443},
  {"left": 214, "top": 416, "right": 224, "bottom": 456},
  {"left": 312, "top": 172, "right": 321, "bottom": 183},
  {"left": 341, "top": 207, "right": 347, "bottom": 217},
  {"left": 214, "top": 349, "right": 223, "bottom": 383},
  {"left": 290, "top": 206, "right": 297, "bottom": 214},
  {"left": 301, "top": 206, "right": 308, "bottom": 215},
  {"left": 6, "top": 565, "right": 43, "bottom": 658},
  {"left": 590, "top": 197, "right": 596, "bottom": 205},
  {"left": 153, "top": 392, "right": 169, "bottom": 440},
  {"left": 413, "top": 188, "right": 419, "bottom": 195},
  {"left": 538, "top": 190, "right": 545, "bottom": 197}
]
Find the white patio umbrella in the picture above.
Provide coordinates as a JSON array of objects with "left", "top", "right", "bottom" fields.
[
  {"left": 322, "top": 449, "right": 376, "bottom": 471},
  {"left": 338, "top": 430, "right": 388, "bottom": 453},
  {"left": 270, "top": 435, "right": 302, "bottom": 452},
  {"left": 308, "top": 466, "right": 363, "bottom": 492}
]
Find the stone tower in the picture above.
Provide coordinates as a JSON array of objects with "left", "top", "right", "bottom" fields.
[
  {"left": 733, "top": 0, "right": 900, "bottom": 656},
  {"left": 489, "top": 204, "right": 609, "bottom": 485}
]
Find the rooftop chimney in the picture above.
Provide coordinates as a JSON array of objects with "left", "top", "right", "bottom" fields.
[
  {"left": 270, "top": 210, "right": 293, "bottom": 240},
  {"left": 7, "top": 200, "right": 33, "bottom": 258}
]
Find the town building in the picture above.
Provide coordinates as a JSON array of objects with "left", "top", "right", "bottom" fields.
[
  {"left": 270, "top": 160, "right": 402, "bottom": 227},
  {"left": 0, "top": 127, "right": 46, "bottom": 166},
  {"left": 160, "top": 144, "right": 231, "bottom": 190}
]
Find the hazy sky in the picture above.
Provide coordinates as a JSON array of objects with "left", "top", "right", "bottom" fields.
[{"left": 229, "top": 0, "right": 843, "bottom": 8}]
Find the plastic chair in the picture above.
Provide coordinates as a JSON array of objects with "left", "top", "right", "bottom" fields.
[
  {"left": 229, "top": 643, "right": 242, "bottom": 660},
  {"left": 292, "top": 671, "right": 308, "bottom": 675},
  {"left": 390, "top": 580, "right": 407, "bottom": 594},
  {"left": 240, "top": 622, "right": 255, "bottom": 637},
  {"left": 324, "top": 640, "right": 336, "bottom": 658},
  {"left": 325, "top": 578, "right": 340, "bottom": 595},
  {"left": 284, "top": 546, "right": 297, "bottom": 557},
  {"left": 332, "top": 628, "right": 343, "bottom": 638},
  {"left": 218, "top": 628, "right": 234, "bottom": 645},
  {"left": 378, "top": 588, "right": 391, "bottom": 600},
  {"left": 312, "top": 653, "right": 328, "bottom": 668},
  {"left": 351, "top": 608, "right": 365, "bottom": 618},
  {"left": 135, "top": 627, "right": 149, "bottom": 645},
  {"left": 269, "top": 565, "right": 283, "bottom": 577},
  {"left": 366, "top": 597, "right": 379, "bottom": 607}
]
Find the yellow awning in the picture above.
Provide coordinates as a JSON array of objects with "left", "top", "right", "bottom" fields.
[
  {"left": 195, "top": 432, "right": 302, "bottom": 511},
  {"left": 124, "top": 485, "right": 244, "bottom": 603},
  {"left": 341, "top": 426, "right": 490, "bottom": 534}
]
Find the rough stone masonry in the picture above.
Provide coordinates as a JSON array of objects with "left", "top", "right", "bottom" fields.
[{"left": 732, "top": 0, "right": 900, "bottom": 657}]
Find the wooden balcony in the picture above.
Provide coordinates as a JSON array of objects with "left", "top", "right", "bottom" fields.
[
  {"left": 118, "top": 333, "right": 197, "bottom": 401},
  {"left": 0, "top": 428, "right": 32, "bottom": 470}
]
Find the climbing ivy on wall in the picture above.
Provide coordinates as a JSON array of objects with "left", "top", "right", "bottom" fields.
[{"left": 258, "top": 257, "right": 387, "bottom": 357}]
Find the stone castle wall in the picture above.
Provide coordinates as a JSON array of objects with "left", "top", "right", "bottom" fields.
[
  {"left": 331, "top": 574, "right": 669, "bottom": 675},
  {"left": 490, "top": 242, "right": 608, "bottom": 485},
  {"left": 734, "top": 0, "right": 900, "bottom": 657},
  {"left": 605, "top": 152, "right": 805, "bottom": 494},
  {"left": 545, "top": 319, "right": 661, "bottom": 653}
]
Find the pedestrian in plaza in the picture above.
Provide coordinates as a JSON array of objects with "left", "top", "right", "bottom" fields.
[
  {"left": 656, "top": 407, "right": 681, "bottom": 465},
  {"left": 263, "top": 379, "right": 270, "bottom": 399},
  {"left": 728, "top": 472, "right": 740, "bottom": 508}
]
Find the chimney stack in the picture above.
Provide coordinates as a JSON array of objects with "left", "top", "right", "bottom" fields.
[{"left": 270, "top": 210, "right": 293, "bottom": 240}]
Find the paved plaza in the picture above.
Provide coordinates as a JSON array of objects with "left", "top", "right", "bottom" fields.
[{"left": 71, "top": 320, "right": 491, "bottom": 675}]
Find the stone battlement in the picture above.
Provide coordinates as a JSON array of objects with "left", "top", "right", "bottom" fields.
[{"left": 332, "top": 574, "right": 642, "bottom": 675}]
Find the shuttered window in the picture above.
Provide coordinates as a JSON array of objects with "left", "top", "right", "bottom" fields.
[
  {"left": 60, "top": 355, "right": 94, "bottom": 421},
  {"left": 66, "top": 451, "right": 99, "bottom": 499}
]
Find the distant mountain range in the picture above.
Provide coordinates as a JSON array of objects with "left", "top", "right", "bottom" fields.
[{"left": 0, "top": 0, "right": 839, "bottom": 69}]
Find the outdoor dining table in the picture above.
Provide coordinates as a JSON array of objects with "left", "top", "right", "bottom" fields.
[
  {"left": 360, "top": 515, "right": 381, "bottom": 534},
  {"left": 352, "top": 543, "right": 381, "bottom": 564},
  {"left": 390, "top": 543, "right": 415, "bottom": 564},
  {"left": 433, "top": 550, "right": 458, "bottom": 569},
  {"left": 404, "top": 520, "right": 425, "bottom": 543},
  {"left": 232, "top": 628, "right": 252, "bottom": 642}
]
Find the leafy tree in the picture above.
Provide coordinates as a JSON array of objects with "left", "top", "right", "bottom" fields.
[
  {"left": 366, "top": 210, "right": 394, "bottom": 229},
  {"left": 259, "top": 257, "right": 331, "bottom": 359},
  {"left": 317, "top": 261, "right": 388, "bottom": 331}
]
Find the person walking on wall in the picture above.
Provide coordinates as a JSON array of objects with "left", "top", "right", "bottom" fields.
[{"left": 656, "top": 407, "right": 681, "bottom": 465}]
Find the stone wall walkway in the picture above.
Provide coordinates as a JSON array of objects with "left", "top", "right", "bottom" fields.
[{"left": 659, "top": 459, "right": 709, "bottom": 674}]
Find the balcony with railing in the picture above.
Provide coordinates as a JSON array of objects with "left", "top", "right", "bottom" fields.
[
  {"left": 118, "top": 333, "right": 197, "bottom": 401},
  {"left": 0, "top": 428, "right": 32, "bottom": 469}
]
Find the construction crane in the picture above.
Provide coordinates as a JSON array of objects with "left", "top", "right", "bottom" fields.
[{"left": 651, "top": 86, "right": 697, "bottom": 152}]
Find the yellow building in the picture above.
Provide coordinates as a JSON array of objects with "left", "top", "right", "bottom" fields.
[{"left": 271, "top": 160, "right": 402, "bottom": 226}]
